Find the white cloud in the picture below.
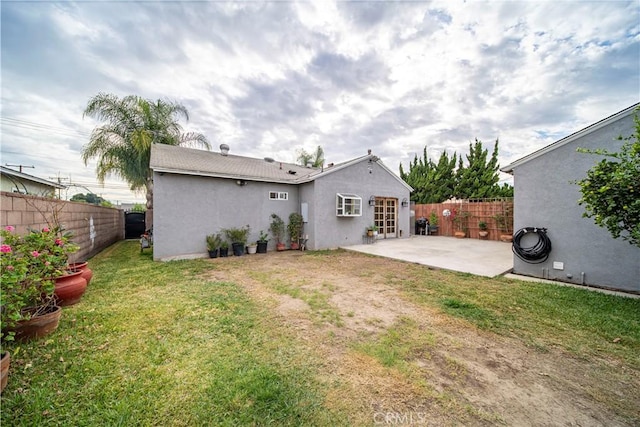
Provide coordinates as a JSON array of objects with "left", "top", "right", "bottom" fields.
[{"left": 1, "top": 0, "right": 638, "bottom": 204}]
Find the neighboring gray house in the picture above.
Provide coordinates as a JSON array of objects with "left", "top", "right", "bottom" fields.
[
  {"left": 0, "top": 166, "right": 65, "bottom": 197},
  {"left": 502, "top": 103, "right": 639, "bottom": 293},
  {"left": 150, "top": 144, "right": 412, "bottom": 260}
]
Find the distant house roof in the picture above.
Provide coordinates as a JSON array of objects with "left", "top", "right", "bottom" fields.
[
  {"left": 150, "top": 144, "right": 413, "bottom": 191},
  {"left": 0, "top": 166, "right": 65, "bottom": 193},
  {"left": 501, "top": 102, "right": 639, "bottom": 174}
]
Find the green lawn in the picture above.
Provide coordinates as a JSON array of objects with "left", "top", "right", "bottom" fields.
[
  {"left": 1, "top": 242, "right": 346, "bottom": 426},
  {"left": 1, "top": 241, "right": 638, "bottom": 425}
]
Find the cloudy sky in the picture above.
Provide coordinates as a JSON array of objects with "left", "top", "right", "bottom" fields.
[{"left": 1, "top": 1, "right": 638, "bottom": 204}]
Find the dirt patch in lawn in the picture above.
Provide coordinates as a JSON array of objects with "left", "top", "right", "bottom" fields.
[{"left": 204, "top": 251, "right": 639, "bottom": 426}]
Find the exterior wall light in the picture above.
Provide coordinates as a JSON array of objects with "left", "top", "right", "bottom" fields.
[
  {"left": 368, "top": 196, "right": 376, "bottom": 207},
  {"left": 401, "top": 198, "right": 409, "bottom": 207}
]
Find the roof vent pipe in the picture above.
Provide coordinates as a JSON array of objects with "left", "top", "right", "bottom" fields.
[{"left": 220, "top": 144, "right": 230, "bottom": 156}]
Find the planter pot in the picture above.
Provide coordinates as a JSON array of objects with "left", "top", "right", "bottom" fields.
[
  {"left": 69, "top": 262, "right": 93, "bottom": 286},
  {"left": 290, "top": 242, "right": 300, "bottom": 250},
  {"left": 231, "top": 242, "right": 245, "bottom": 256},
  {"left": 9, "top": 305, "right": 62, "bottom": 342},
  {"left": 429, "top": 226, "right": 438, "bottom": 235},
  {"left": 219, "top": 247, "right": 229, "bottom": 257},
  {"left": 500, "top": 234, "right": 513, "bottom": 243},
  {"left": 208, "top": 249, "right": 218, "bottom": 258},
  {"left": 54, "top": 270, "right": 88, "bottom": 306},
  {"left": 454, "top": 231, "right": 466, "bottom": 238},
  {"left": 257, "top": 241, "right": 268, "bottom": 254},
  {"left": 247, "top": 245, "right": 257, "bottom": 255},
  {"left": 367, "top": 230, "right": 374, "bottom": 237},
  {"left": 276, "top": 242, "right": 286, "bottom": 251},
  {"left": 478, "top": 231, "right": 489, "bottom": 240},
  {"left": 1, "top": 352, "right": 9, "bottom": 394}
]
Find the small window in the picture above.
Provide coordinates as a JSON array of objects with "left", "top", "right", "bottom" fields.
[
  {"left": 269, "top": 191, "right": 288, "bottom": 200},
  {"left": 336, "top": 193, "right": 362, "bottom": 217}
]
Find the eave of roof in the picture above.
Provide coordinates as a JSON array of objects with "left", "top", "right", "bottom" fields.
[
  {"left": 501, "top": 102, "right": 639, "bottom": 174},
  {"left": 0, "top": 166, "right": 66, "bottom": 189},
  {"left": 151, "top": 144, "right": 414, "bottom": 192}
]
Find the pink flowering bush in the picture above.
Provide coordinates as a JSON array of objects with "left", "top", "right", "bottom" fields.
[{"left": 0, "top": 225, "right": 78, "bottom": 342}]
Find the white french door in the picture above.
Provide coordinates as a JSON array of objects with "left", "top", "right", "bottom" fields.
[{"left": 374, "top": 198, "right": 397, "bottom": 238}]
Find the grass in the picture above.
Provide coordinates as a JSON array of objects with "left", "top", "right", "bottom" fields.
[
  {"left": 2, "top": 242, "right": 639, "bottom": 425},
  {"left": 1, "top": 242, "right": 347, "bottom": 426},
  {"left": 392, "top": 266, "right": 640, "bottom": 367}
]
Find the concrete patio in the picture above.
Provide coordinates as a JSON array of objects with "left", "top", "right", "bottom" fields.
[{"left": 343, "top": 235, "right": 514, "bottom": 277}]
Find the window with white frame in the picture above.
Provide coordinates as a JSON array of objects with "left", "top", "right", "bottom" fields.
[
  {"left": 269, "top": 191, "right": 288, "bottom": 200},
  {"left": 336, "top": 193, "right": 362, "bottom": 217}
]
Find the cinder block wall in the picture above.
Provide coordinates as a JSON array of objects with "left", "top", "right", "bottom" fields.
[{"left": 0, "top": 192, "right": 124, "bottom": 262}]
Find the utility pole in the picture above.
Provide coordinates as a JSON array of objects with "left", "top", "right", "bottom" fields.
[
  {"left": 5, "top": 164, "right": 34, "bottom": 173},
  {"left": 49, "top": 173, "right": 69, "bottom": 199}
]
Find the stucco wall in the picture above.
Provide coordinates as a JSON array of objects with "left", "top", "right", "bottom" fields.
[
  {"left": 152, "top": 172, "right": 300, "bottom": 260},
  {"left": 152, "top": 159, "right": 411, "bottom": 258},
  {"left": 310, "top": 160, "right": 411, "bottom": 250},
  {"left": 512, "top": 113, "right": 639, "bottom": 292},
  {"left": 0, "top": 192, "right": 124, "bottom": 262}
]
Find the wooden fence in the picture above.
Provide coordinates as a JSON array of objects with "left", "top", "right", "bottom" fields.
[{"left": 414, "top": 198, "right": 513, "bottom": 241}]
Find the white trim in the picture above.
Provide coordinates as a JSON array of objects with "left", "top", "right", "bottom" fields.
[{"left": 336, "top": 193, "right": 362, "bottom": 217}]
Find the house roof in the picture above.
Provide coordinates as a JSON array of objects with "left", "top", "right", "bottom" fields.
[
  {"left": 150, "top": 144, "right": 413, "bottom": 191},
  {"left": 0, "top": 166, "right": 66, "bottom": 192},
  {"left": 501, "top": 102, "right": 639, "bottom": 173}
]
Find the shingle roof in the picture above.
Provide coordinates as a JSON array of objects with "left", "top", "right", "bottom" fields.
[
  {"left": 150, "top": 144, "right": 413, "bottom": 191},
  {"left": 150, "top": 144, "right": 320, "bottom": 183}
]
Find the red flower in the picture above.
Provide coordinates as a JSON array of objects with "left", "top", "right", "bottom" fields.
[{"left": 0, "top": 244, "right": 11, "bottom": 253}]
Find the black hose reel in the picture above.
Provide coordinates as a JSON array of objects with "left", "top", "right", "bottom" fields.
[{"left": 512, "top": 227, "right": 552, "bottom": 264}]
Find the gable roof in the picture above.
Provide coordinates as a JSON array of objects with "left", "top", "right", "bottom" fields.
[
  {"left": 0, "top": 166, "right": 66, "bottom": 192},
  {"left": 501, "top": 102, "right": 639, "bottom": 173},
  {"left": 150, "top": 144, "right": 413, "bottom": 191}
]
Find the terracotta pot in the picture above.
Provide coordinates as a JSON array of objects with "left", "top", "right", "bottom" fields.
[
  {"left": 290, "top": 242, "right": 300, "bottom": 250},
  {"left": 1, "top": 352, "right": 9, "bottom": 394},
  {"left": 10, "top": 305, "right": 62, "bottom": 342},
  {"left": 478, "top": 231, "right": 489, "bottom": 239},
  {"left": 69, "top": 262, "right": 93, "bottom": 286},
  {"left": 54, "top": 270, "right": 87, "bottom": 306},
  {"left": 454, "top": 231, "right": 466, "bottom": 238},
  {"left": 276, "top": 242, "right": 286, "bottom": 251},
  {"left": 500, "top": 234, "right": 513, "bottom": 243}
]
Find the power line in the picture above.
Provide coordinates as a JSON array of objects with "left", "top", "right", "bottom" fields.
[{"left": 0, "top": 117, "right": 92, "bottom": 138}]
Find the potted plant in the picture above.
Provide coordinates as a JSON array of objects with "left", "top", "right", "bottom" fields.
[
  {"left": 288, "top": 213, "right": 304, "bottom": 250},
  {"left": 366, "top": 225, "right": 379, "bottom": 237},
  {"left": 452, "top": 209, "right": 470, "bottom": 238},
  {"left": 256, "top": 230, "right": 269, "bottom": 254},
  {"left": 1, "top": 226, "right": 63, "bottom": 346},
  {"left": 428, "top": 211, "right": 439, "bottom": 235},
  {"left": 493, "top": 208, "right": 513, "bottom": 242},
  {"left": 205, "top": 233, "right": 222, "bottom": 258},
  {"left": 478, "top": 221, "right": 489, "bottom": 239},
  {"left": 269, "top": 214, "right": 286, "bottom": 251},
  {"left": 247, "top": 242, "right": 258, "bottom": 254},
  {"left": 219, "top": 240, "right": 229, "bottom": 257},
  {"left": 223, "top": 225, "right": 250, "bottom": 256}
]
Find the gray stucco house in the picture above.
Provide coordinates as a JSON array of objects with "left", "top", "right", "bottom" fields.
[
  {"left": 150, "top": 144, "right": 412, "bottom": 260},
  {"left": 502, "top": 103, "right": 639, "bottom": 293}
]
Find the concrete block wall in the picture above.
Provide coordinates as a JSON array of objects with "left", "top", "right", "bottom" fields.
[{"left": 0, "top": 192, "right": 124, "bottom": 262}]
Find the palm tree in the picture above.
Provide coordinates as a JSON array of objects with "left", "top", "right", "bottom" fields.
[
  {"left": 296, "top": 145, "right": 325, "bottom": 167},
  {"left": 82, "top": 93, "right": 210, "bottom": 209}
]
